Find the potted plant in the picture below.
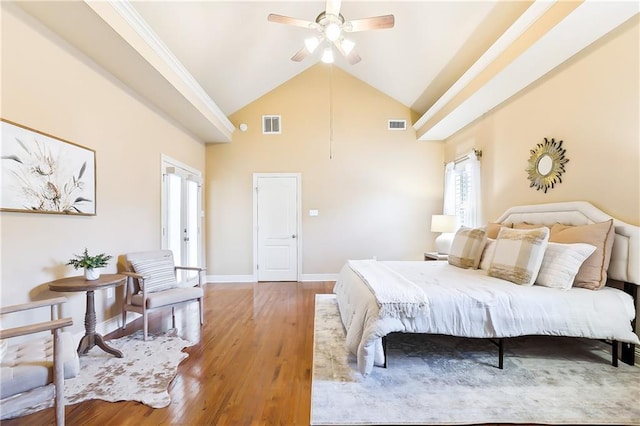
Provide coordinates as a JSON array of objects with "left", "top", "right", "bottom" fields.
[{"left": 67, "top": 248, "right": 113, "bottom": 281}]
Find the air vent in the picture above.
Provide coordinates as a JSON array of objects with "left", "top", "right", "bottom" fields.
[
  {"left": 262, "top": 115, "right": 281, "bottom": 134},
  {"left": 388, "top": 119, "right": 407, "bottom": 130}
]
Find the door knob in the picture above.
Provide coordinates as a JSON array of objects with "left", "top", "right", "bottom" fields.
[{"left": 292, "top": 234, "right": 296, "bottom": 238}]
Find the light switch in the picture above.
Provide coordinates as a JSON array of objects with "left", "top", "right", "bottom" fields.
[{"left": 309, "top": 209, "right": 319, "bottom": 217}]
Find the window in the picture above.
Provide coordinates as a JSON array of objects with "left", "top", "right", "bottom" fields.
[{"left": 443, "top": 151, "right": 482, "bottom": 228}]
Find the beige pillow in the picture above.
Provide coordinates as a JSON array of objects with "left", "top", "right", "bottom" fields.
[
  {"left": 486, "top": 222, "right": 512, "bottom": 239},
  {"left": 549, "top": 220, "right": 615, "bottom": 290},
  {"left": 479, "top": 238, "right": 496, "bottom": 271},
  {"left": 488, "top": 227, "right": 550, "bottom": 286},
  {"left": 448, "top": 227, "right": 487, "bottom": 269}
]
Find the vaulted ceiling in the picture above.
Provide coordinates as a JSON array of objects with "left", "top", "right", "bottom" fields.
[{"left": 14, "top": 1, "right": 639, "bottom": 143}]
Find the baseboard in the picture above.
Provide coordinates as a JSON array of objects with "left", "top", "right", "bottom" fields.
[
  {"left": 206, "top": 274, "right": 338, "bottom": 283},
  {"left": 299, "top": 273, "right": 338, "bottom": 282},
  {"left": 207, "top": 274, "right": 256, "bottom": 283}
]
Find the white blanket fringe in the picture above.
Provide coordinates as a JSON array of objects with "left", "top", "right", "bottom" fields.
[{"left": 348, "top": 260, "right": 429, "bottom": 318}]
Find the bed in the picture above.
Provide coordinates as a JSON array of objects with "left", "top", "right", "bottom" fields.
[{"left": 333, "top": 201, "right": 639, "bottom": 376}]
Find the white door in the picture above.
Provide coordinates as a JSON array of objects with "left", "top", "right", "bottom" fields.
[
  {"left": 255, "top": 174, "right": 300, "bottom": 281},
  {"left": 162, "top": 158, "right": 203, "bottom": 283}
]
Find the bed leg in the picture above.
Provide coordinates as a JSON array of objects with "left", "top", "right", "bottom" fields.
[
  {"left": 382, "top": 335, "right": 388, "bottom": 368},
  {"left": 621, "top": 343, "right": 635, "bottom": 366},
  {"left": 621, "top": 282, "right": 637, "bottom": 366},
  {"left": 498, "top": 338, "right": 504, "bottom": 370},
  {"left": 612, "top": 340, "right": 619, "bottom": 367}
]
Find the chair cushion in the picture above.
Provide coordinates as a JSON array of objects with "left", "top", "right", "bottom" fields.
[
  {"left": 0, "top": 332, "right": 79, "bottom": 400},
  {"left": 131, "top": 286, "right": 203, "bottom": 309},
  {"left": 130, "top": 256, "right": 178, "bottom": 293}
]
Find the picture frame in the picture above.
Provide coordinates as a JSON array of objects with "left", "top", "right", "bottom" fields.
[{"left": 1, "top": 118, "right": 97, "bottom": 216}]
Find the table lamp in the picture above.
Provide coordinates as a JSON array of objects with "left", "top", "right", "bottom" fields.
[{"left": 431, "top": 214, "right": 458, "bottom": 254}]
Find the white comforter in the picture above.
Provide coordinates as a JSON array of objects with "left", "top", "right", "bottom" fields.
[{"left": 333, "top": 260, "right": 640, "bottom": 376}]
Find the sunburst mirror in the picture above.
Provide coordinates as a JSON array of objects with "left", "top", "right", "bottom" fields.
[{"left": 525, "top": 137, "right": 569, "bottom": 193}]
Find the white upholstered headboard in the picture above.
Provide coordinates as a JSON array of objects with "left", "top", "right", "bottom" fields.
[{"left": 495, "top": 201, "right": 639, "bottom": 286}]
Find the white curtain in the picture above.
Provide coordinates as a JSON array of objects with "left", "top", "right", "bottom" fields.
[
  {"left": 443, "top": 161, "right": 456, "bottom": 216},
  {"left": 442, "top": 151, "right": 483, "bottom": 228},
  {"left": 466, "top": 150, "right": 483, "bottom": 227}
]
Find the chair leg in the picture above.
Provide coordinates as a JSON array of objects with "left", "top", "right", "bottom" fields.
[
  {"left": 171, "top": 307, "right": 176, "bottom": 329},
  {"left": 143, "top": 313, "right": 148, "bottom": 341},
  {"left": 121, "top": 309, "right": 127, "bottom": 330},
  {"left": 53, "top": 328, "right": 65, "bottom": 426}
]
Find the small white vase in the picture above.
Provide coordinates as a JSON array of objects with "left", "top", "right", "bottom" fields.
[{"left": 84, "top": 268, "right": 101, "bottom": 281}]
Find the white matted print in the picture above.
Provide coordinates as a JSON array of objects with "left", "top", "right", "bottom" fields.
[{"left": 1, "top": 119, "right": 96, "bottom": 215}]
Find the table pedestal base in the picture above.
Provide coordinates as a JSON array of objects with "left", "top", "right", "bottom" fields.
[
  {"left": 78, "top": 290, "right": 123, "bottom": 358},
  {"left": 77, "top": 332, "right": 123, "bottom": 358}
]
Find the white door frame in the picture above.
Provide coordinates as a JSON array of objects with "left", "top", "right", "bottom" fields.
[
  {"left": 161, "top": 154, "right": 204, "bottom": 270},
  {"left": 253, "top": 173, "right": 302, "bottom": 281}
]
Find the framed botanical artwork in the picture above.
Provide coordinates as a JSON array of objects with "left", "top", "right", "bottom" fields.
[{"left": 1, "top": 119, "right": 97, "bottom": 215}]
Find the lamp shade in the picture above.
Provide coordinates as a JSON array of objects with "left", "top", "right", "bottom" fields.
[{"left": 431, "top": 215, "right": 458, "bottom": 233}]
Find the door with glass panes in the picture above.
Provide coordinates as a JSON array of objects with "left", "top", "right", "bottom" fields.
[{"left": 162, "top": 158, "right": 203, "bottom": 284}]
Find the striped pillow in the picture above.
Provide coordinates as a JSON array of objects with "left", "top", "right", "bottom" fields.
[
  {"left": 448, "top": 227, "right": 487, "bottom": 269},
  {"left": 488, "top": 227, "right": 550, "bottom": 286},
  {"left": 131, "top": 257, "right": 178, "bottom": 293},
  {"left": 535, "top": 242, "right": 596, "bottom": 289}
]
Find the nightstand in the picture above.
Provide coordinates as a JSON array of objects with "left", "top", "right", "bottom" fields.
[{"left": 424, "top": 252, "right": 448, "bottom": 261}]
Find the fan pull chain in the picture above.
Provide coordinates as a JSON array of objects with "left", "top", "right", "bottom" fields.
[{"left": 329, "top": 64, "right": 333, "bottom": 160}]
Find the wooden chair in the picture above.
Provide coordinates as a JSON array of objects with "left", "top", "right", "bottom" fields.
[
  {"left": 121, "top": 250, "right": 205, "bottom": 340},
  {"left": 0, "top": 297, "right": 76, "bottom": 426}
]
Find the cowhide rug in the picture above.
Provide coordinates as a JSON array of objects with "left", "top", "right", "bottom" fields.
[
  {"left": 9, "top": 329, "right": 193, "bottom": 420},
  {"left": 65, "top": 329, "right": 192, "bottom": 408}
]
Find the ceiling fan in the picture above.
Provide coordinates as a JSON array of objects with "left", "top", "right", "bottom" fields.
[{"left": 268, "top": 0, "right": 394, "bottom": 65}]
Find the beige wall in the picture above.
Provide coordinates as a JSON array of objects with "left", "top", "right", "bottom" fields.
[
  {"left": 206, "top": 64, "right": 444, "bottom": 278},
  {"left": 0, "top": 4, "right": 205, "bottom": 333},
  {"left": 446, "top": 16, "right": 640, "bottom": 226}
]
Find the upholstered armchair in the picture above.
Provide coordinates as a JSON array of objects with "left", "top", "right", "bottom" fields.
[
  {"left": 121, "top": 250, "right": 205, "bottom": 340},
  {"left": 0, "top": 297, "right": 79, "bottom": 426}
]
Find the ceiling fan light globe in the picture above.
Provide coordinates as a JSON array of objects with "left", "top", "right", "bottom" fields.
[
  {"left": 341, "top": 39, "right": 355, "bottom": 55},
  {"left": 325, "top": 22, "right": 341, "bottom": 42},
  {"left": 304, "top": 37, "right": 320, "bottom": 53},
  {"left": 321, "top": 47, "right": 334, "bottom": 63}
]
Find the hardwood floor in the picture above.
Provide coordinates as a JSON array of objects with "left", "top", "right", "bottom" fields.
[
  {"left": 6, "top": 282, "right": 333, "bottom": 426},
  {"left": 6, "top": 281, "right": 541, "bottom": 426}
]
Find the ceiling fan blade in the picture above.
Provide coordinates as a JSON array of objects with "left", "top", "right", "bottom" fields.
[
  {"left": 268, "top": 14, "right": 316, "bottom": 29},
  {"left": 325, "top": 0, "right": 342, "bottom": 16},
  {"left": 291, "top": 46, "right": 310, "bottom": 62},
  {"left": 345, "top": 15, "right": 395, "bottom": 32},
  {"left": 345, "top": 50, "right": 361, "bottom": 65}
]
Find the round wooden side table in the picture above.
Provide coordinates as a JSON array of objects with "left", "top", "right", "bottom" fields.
[{"left": 47, "top": 274, "right": 126, "bottom": 358}]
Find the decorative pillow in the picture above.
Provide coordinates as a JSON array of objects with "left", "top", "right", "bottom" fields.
[
  {"left": 549, "top": 220, "right": 615, "bottom": 290},
  {"left": 488, "top": 227, "right": 550, "bottom": 286},
  {"left": 535, "top": 242, "right": 597, "bottom": 290},
  {"left": 479, "top": 238, "right": 496, "bottom": 271},
  {"left": 448, "top": 227, "right": 487, "bottom": 269},
  {"left": 130, "top": 257, "right": 178, "bottom": 293},
  {"left": 486, "top": 222, "right": 512, "bottom": 239}
]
